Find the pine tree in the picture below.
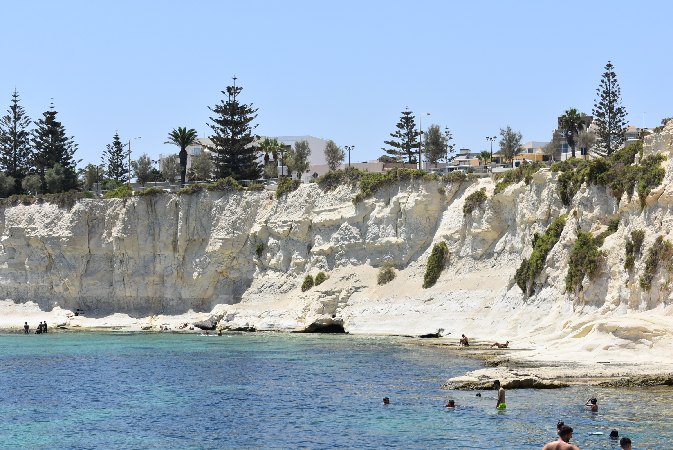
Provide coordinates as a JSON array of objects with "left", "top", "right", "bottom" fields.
[
  {"left": 592, "top": 61, "right": 628, "bottom": 156},
  {"left": 208, "top": 78, "right": 260, "bottom": 180},
  {"left": 382, "top": 108, "right": 420, "bottom": 164},
  {"left": 0, "top": 89, "right": 33, "bottom": 194},
  {"left": 31, "top": 104, "right": 78, "bottom": 192},
  {"left": 102, "top": 132, "right": 128, "bottom": 182}
]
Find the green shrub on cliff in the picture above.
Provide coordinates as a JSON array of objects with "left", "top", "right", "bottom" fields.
[
  {"left": 104, "top": 184, "right": 133, "bottom": 199},
  {"left": 463, "top": 188, "right": 487, "bottom": 215},
  {"left": 255, "top": 243, "right": 264, "bottom": 258},
  {"left": 301, "top": 274, "right": 314, "bottom": 292},
  {"left": 595, "top": 217, "right": 620, "bottom": 247},
  {"left": 377, "top": 262, "right": 396, "bottom": 285},
  {"left": 423, "top": 241, "right": 449, "bottom": 288},
  {"left": 135, "top": 187, "right": 166, "bottom": 197},
  {"left": 639, "top": 235, "right": 673, "bottom": 290},
  {"left": 515, "top": 215, "right": 566, "bottom": 296},
  {"left": 352, "top": 168, "right": 440, "bottom": 204},
  {"left": 276, "top": 177, "right": 301, "bottom": 199},
  {"left": 316, "top": 167, "right": 364, "bottom": 191},
  {"left": 565, "top": 231, "right": 604, "bottom": 292},
  {"left": 314, "top": 272, "right": 328, "bottom": 286},
  {"left": 493, "top": 161, "right": 543, "bottom": 195},
  {"left": 624, "top": 229, "right": 645, "bottom": 271},
  {"left": 636, "top": 153, "right": 666, "bottom": 207},
  {"left": 208, "top": 177, "right": 243, "bottom": 192},
  {"left": 442, "top": 171, "right": 468, "bottom": 183},
  {"left": 550, "top": 142, "right": 665, "bottom": 207}
]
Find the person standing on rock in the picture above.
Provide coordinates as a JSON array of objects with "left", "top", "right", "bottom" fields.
[
  {"left": 494, "top": 380, "right": 506, "bottom": 409},
  {"left": 24, "top": 322, "right": 29, "bottom": 334},
  {"left": 542, "top": 425, "right": 580, "bottom": 450},
  {"left": 42, "top": 321, "right": 47, "bottom": 333}
]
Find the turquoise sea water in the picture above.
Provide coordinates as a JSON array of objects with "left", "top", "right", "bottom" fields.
[{"left": 0, "top": 332, "right": 670, "bottom": 449}]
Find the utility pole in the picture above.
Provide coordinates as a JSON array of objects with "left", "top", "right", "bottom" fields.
[
  {"left": 418, "top": 112, "right": 430, "bottom": 170},
  {"left": 486, "top": 136, "right": 497, "bottom": 171}
]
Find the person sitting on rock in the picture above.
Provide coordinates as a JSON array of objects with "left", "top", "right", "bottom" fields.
[
  {"left": 459, "top": 334, "right": 469, "bottom": 346},
  {"left": 490, "top": 341, "right": 509, "bottom": 348}
]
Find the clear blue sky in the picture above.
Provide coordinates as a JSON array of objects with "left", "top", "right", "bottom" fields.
[{"left": 1, "top": 0, "right": 671, "bottom": 167}]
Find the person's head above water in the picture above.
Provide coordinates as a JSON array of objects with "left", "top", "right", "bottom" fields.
[
  {"left": 445, "top": 399, "right": 455, "bottom": 407},
  {"left": 558, "top": 425, "right": 573, "bottom": 442},
  {"left": 619, "top": 437, "right": 632, "bottom": 449},
  {"left": 610, "top": 429, "right": 619, "bottom": 439},
  {"left": 590, "top": 398, "right": 597, "bottom": 405},
  {"left": 383, "top": 397, "right": 390, "bottom": 405}
]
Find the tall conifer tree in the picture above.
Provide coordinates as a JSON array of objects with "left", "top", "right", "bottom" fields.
[
  {"left": 592, "top": 61, "right": 628, "bottom": 156},
  {"left": 208, "top": 78, "right": 260, "bottom": 180},
  {"left": 382, "top": 108, "right": 420, "bottom": 163},
  {"left": 0, "top": 90, "right": 33, "bottom": 194},
  {"left": 102, "top": 132, "right": 128, "bottom": 182},
  {"left": 31, "top": 103, "right": 79, "bottom": 192}
]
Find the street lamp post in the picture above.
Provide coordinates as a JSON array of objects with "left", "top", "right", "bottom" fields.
[
  {"left": 344, "top": 145, "right": 354, "bottom": 168},
  {"left": 486, "top": 136, "right": 497, "bottom": 170},
  {"left": 125, "top": 136, "right": 141, "bottom": 184},
  {"left": 418, "top": 112, "right": 430, "bottom": 170},
  {"left": 278, "top": 146, "right": 286, "bottom": 177}
]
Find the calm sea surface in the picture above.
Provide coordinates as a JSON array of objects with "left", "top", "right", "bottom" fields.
[{"left": 0, "top": 332, "right": 670, "bottom": 449}]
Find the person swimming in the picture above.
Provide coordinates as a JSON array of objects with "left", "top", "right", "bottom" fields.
[
  {"left": 585, "top": 397, "right": 598, "bottom": 412},
  {"left": 445, "top": 399, "right": 455, "bottom": 408},
  {"left": 383, "top": 397, "right": 390, "bottom": 405}
]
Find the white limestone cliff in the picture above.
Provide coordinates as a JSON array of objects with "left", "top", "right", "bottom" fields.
[{"left": 2, "top": 122, "right": 673, "bottom": 365}]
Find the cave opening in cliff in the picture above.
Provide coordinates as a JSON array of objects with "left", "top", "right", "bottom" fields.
[{"left": 302, "top": 322, "right": 346, "bottom": 333}]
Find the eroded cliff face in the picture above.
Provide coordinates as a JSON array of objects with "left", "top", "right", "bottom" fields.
[{"left": 2, "top": 124, "right": 673, "bottom": 359}]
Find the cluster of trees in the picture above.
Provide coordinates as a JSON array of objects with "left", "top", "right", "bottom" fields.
[
  {"left": 0, "top": 61, "right": 633, "bottom": 198},
  {"left": 379, "top": 61, "right": 630, "bottom": 167},
  {"left": 380, "top": 108, "right": 455, "bottom": 166},
  {"left": 550, "top": 61, "right": 628, "bottom": 161},
  {"left": 0, "top": 91, "right": 79, "bottom": 196}
]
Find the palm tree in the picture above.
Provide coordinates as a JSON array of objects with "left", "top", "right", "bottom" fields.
[
  {"left": 558, "top": 108, "right": 588, "bottom": 159},
  {"left": 165, "top": 127, "right": 199, "bottom": 186},
  {"left": 258, "top": 137, "right": 284, "bottom": 178}
]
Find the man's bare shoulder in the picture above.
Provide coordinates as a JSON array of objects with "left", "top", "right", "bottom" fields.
[{"left": 542, "top": 441, "right": 580, "bottom": 450}]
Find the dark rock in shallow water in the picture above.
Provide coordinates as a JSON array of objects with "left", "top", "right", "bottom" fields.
[
  {"left": 598, "top": 374, "right": 673, "bottom": 387},
  {"left": 228, "top": 325, "right": 256, "bottom": 332},
  {"left": 193, "top": 316, "right": 219, "bottom": 330},
  {"left": 443, "top": 376, "right": 568, "bottom": 390},
  {"left": 419, "top": 328, "right": 445, "bottom": 338}
]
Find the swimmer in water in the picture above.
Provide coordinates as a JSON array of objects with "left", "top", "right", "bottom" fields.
[
  {"left": 585, "top": 397, "right": 598, "bottom": 412},
  {"left": 542, "top": 425, "right": 580, "bottom": 450}
]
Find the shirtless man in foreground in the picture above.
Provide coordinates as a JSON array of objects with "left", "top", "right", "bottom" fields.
[{"left": 542, "top": 425, "right": 580, "bottom": 450}]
